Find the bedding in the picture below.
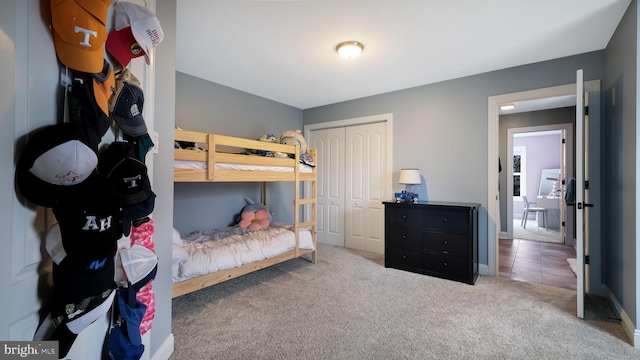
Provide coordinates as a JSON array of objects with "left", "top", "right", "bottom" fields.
[
  {"left": 174, "top": 160, "right": 314, "bottom": 173},
  {"left": 172, "top": 226, "right": 314, "bottom": 283}
]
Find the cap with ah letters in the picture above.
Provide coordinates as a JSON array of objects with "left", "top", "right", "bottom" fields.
[
  {"left": 50, "top": 0, "right": 112, "bottom": 73},
  {"left": 51, "top": 178, "right": 123, "bottom": 273},
  {"left": 109, "top": 69, "right": 148, "bottom": 137},
  {"left": 15, "top": 123, "right": 99, "bottom": 208},
  {"left": 114, "top": 2, "right": 164, "bottom": 65}
]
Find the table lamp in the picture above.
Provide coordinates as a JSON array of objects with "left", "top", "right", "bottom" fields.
[{"left": 398, "top": 168, "right": 421, "bottom": 202}]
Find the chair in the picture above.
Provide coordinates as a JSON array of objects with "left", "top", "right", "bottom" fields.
[{"left": 521, "top": 196, "right": 548, "bottom": 230}]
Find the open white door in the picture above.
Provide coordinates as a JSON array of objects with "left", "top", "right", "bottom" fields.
[{"left": 575, "top": 69, "right": 592, "bottom": 319}]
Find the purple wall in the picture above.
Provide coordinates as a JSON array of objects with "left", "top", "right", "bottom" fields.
[{"left": 513, "top": 132, "right": 562, "bottom": 216}]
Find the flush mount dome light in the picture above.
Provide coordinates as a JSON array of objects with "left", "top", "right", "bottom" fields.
[{"left": 336, "top": 41, "right": 364, "bottom": 59}]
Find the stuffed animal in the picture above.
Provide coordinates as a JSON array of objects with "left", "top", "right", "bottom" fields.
[
  {"left": 248, "top": 134, "right": 278, "bottom": 156},
  {"left": 237, "top": 203, "right": 271, "bottom": 231},
  {"left": 279, "top": 130, "right": 308, "bottom": 155},
  {"left": 279, "top": 130, "right": 315, "bottom": 166}
]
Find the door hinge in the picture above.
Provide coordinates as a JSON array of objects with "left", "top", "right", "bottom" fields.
[
  {"left": 585, "top": 106, "right": 589, "bottom": 116},
  {"left": 585, "top": 255, "right": 590, "bottom": 264},
  {"left": 562, "top": 138, "right": 566, "bottom": 144},
  {"left": 585, "top": 180, "right": 589, "bottom": 190},
  {"left": 562, "top": 221, "right": 565, "bottom": 227}
]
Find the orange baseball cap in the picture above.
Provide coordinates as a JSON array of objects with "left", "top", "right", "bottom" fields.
[
  {"left": 75, "top": 0, "right": 111, "bottom": 25},
  {"left": 93, "top": 68, "right": 115, "bottom": 116},
  {"left": 51, "top": 0, "right": 111, "bottom": 73}
]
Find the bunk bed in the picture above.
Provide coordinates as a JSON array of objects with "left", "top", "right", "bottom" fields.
[{"left": 171, "top": 129, "right": 317, "bottom": 298}]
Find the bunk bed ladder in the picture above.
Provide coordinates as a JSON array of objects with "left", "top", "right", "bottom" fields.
[{"left": 294, "top": 148, "right": 317, "bottom": 264}]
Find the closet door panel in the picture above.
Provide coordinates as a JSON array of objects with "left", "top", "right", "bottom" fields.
[
  {"left": 310, "top": 128, "right": 345, "bottom": 247},
  {"left": 345, "top": 122, "right": 387, "bottom": 253}
]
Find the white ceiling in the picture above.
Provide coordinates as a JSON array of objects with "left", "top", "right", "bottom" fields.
[{"left": 176, "top": 0, "right": 631, "bottom": 110}]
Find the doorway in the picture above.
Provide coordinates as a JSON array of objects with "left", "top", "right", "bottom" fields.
[
  {"left": 487, "top": 80, "right": 603, "bottom": 294},
  {"left": 504, "top": 123, "right": 574, "bottom": 246}
]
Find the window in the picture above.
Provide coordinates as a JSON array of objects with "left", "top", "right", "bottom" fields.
[{"left": 513, "top": 146, "right": 526, "bottom": 200}]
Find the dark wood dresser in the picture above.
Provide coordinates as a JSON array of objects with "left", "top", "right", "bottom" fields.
[{"left": 383, "top": 201, "right": 480, "bottom": 285}]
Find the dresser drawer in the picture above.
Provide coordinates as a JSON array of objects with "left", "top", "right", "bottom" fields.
[
  {"left": 425, "top": 208, "right": 469, "bottom": 234},
  {"left": 385, "top": 207, "right": 426, "bottom": 228},
  {"left": 424, "top": 232, "right": 467, "bottom": 257},
  {"left": 423, "top": 253, "right": 468, "bottom": 280},
  {"left": 386, "top": 226, "right": 422, "bottom": 249},
  {"left": 385, "top": 247, "right": 422, "bottom": 269}
]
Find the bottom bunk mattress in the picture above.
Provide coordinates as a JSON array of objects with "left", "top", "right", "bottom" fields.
[{"left": 172, "top": 226, "right": 314, "bottom": 283}]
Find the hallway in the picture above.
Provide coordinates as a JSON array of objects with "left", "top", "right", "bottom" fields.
[{"left": 499, "top": 238, "right": 577, "bottom": 290}]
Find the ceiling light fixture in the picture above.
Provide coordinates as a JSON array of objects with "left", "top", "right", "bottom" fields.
[
  {"left": 336, "top": 41, "right": 364, "bottom": 60},
  {"left": 499, "top": 104, "right": 516, "bottom": 111}
]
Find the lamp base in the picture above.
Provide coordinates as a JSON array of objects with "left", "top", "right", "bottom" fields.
[{"left": 395, "top": 191, "right": 419, "bottom": 203}]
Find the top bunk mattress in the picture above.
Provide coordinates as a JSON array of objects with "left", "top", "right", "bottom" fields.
[{"left": 174, "top": 160, "right": 314, "bottom": 173}]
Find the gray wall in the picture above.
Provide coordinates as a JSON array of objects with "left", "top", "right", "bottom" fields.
[
  {"left": 603, "top": 0, "right": 637, "bottom": 326},
  {"left": 303, "top": 51, "right": 606, "bottom": 267},
  {"left": 173, "top": 73, "right": 303, "bottom": 233}
]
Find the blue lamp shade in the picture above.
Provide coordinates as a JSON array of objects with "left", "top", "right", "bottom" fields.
[{"left": 398, "top": 169, "right": 421, "bottom": 185}]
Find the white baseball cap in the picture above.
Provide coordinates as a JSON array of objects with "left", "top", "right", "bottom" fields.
[{"left": 114, "top": 2, "right": 164, "bottom": 65}]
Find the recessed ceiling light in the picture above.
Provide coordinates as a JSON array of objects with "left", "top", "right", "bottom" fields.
[
  {"left": 336, "top": 41, "right": 364, "bottom": 60},
  {"left": 500, "top": 104, "right": 516, "bottom": 111}
]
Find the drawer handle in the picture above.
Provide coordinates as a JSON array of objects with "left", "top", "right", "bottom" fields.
[
  {"left": 402, "top": 255, "right": 407, "bottom": 259},
  {"left": 402, "top": 234, "right": 407, "bottom": 239},
  {"left": 442, "top": 217, "right": 448, "bottom": 223},
  {"left": 443, "top": 262, "right": 448, "bottom": 267},
  {"left": 402, "top": 214, "right": 407, "bottom": 219},
  {"left": 443, "top": 240, "right": 448, "bottom": 244},
  {"left": 442, "top": 251, "right": 448, "bottom": 254}
]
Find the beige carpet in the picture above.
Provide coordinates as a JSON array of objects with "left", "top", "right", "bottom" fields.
[
  {"left": 170, "top": 243, "right": 637, "bottom": 360},
  {"left": 513, "top": 218, "right": 562, "bottom": 243}
]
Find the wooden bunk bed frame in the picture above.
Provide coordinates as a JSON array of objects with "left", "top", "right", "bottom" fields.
[{"left": 172, "top": 129, "right": 317, "bottom": 298}]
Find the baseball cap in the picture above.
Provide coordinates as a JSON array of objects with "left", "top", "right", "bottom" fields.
[
  {"left": 122, "top": 192, "right": 155, "bottom": 236},
  {"left": 114, "top": 2, "right": 164, "bottom": 65},
  {"left": 109, "top": 69, "right": 148, "bottom": 137},
  {"left": 75, "top": 0, "right": 111, "bottom": 25},
  {"left": 34, "top": 288, "right": 116, "bottom": 358},
  {"left": 68, "top": 75, "right": 112, "bottom": 150},
  {"left": 15, "top": 123, "right": 99, "bottom": 208},
  {"left": 99, "top": 141, "right": 152, "bottom": 207},
  {"left": 93, "top": 61, "right": 116, "bottom": 116},
  {"left": 107, "top": 291, "right": 146, "bottom": 359},
  {"left": 51, "top": 177, "right": 123, "bottom": 273},
  {"left": 118, "top": 244, "right": 158, "bottom": 291},
  {"left": 106, "top": 27, "right": 147, "bottom": 68},
  {"left": 50, "top": 0, "right": 110, "bottom": 73}
]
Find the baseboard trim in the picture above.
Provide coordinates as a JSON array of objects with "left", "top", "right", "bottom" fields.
[
  {"left": 479, "top": 263, "right": 490, "bottom": 276},
  {"left": 603, "top": 285, "right": 638, "bottom": 347},
  {"left": 151, "top": 333, "right": 175, "bottom": 360},
  {"left": 499, "top": 231, "right": 508, "bottom": 239}
]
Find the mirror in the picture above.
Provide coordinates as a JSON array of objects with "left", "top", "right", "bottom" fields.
[{"left": 539, "top": 168, "right": 561, "bottom": 197}]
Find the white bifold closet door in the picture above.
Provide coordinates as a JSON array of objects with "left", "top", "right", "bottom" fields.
[
  {"left": 311, "top": 127, "right": 346, "bottom": 247},
  {"left": 310, "top": 122, "right": 387, "bottom": 254}
]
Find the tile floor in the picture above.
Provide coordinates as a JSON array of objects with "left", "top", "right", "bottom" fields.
[{"left": 499, "top": 238, "right": 577, "bottom": 290}]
